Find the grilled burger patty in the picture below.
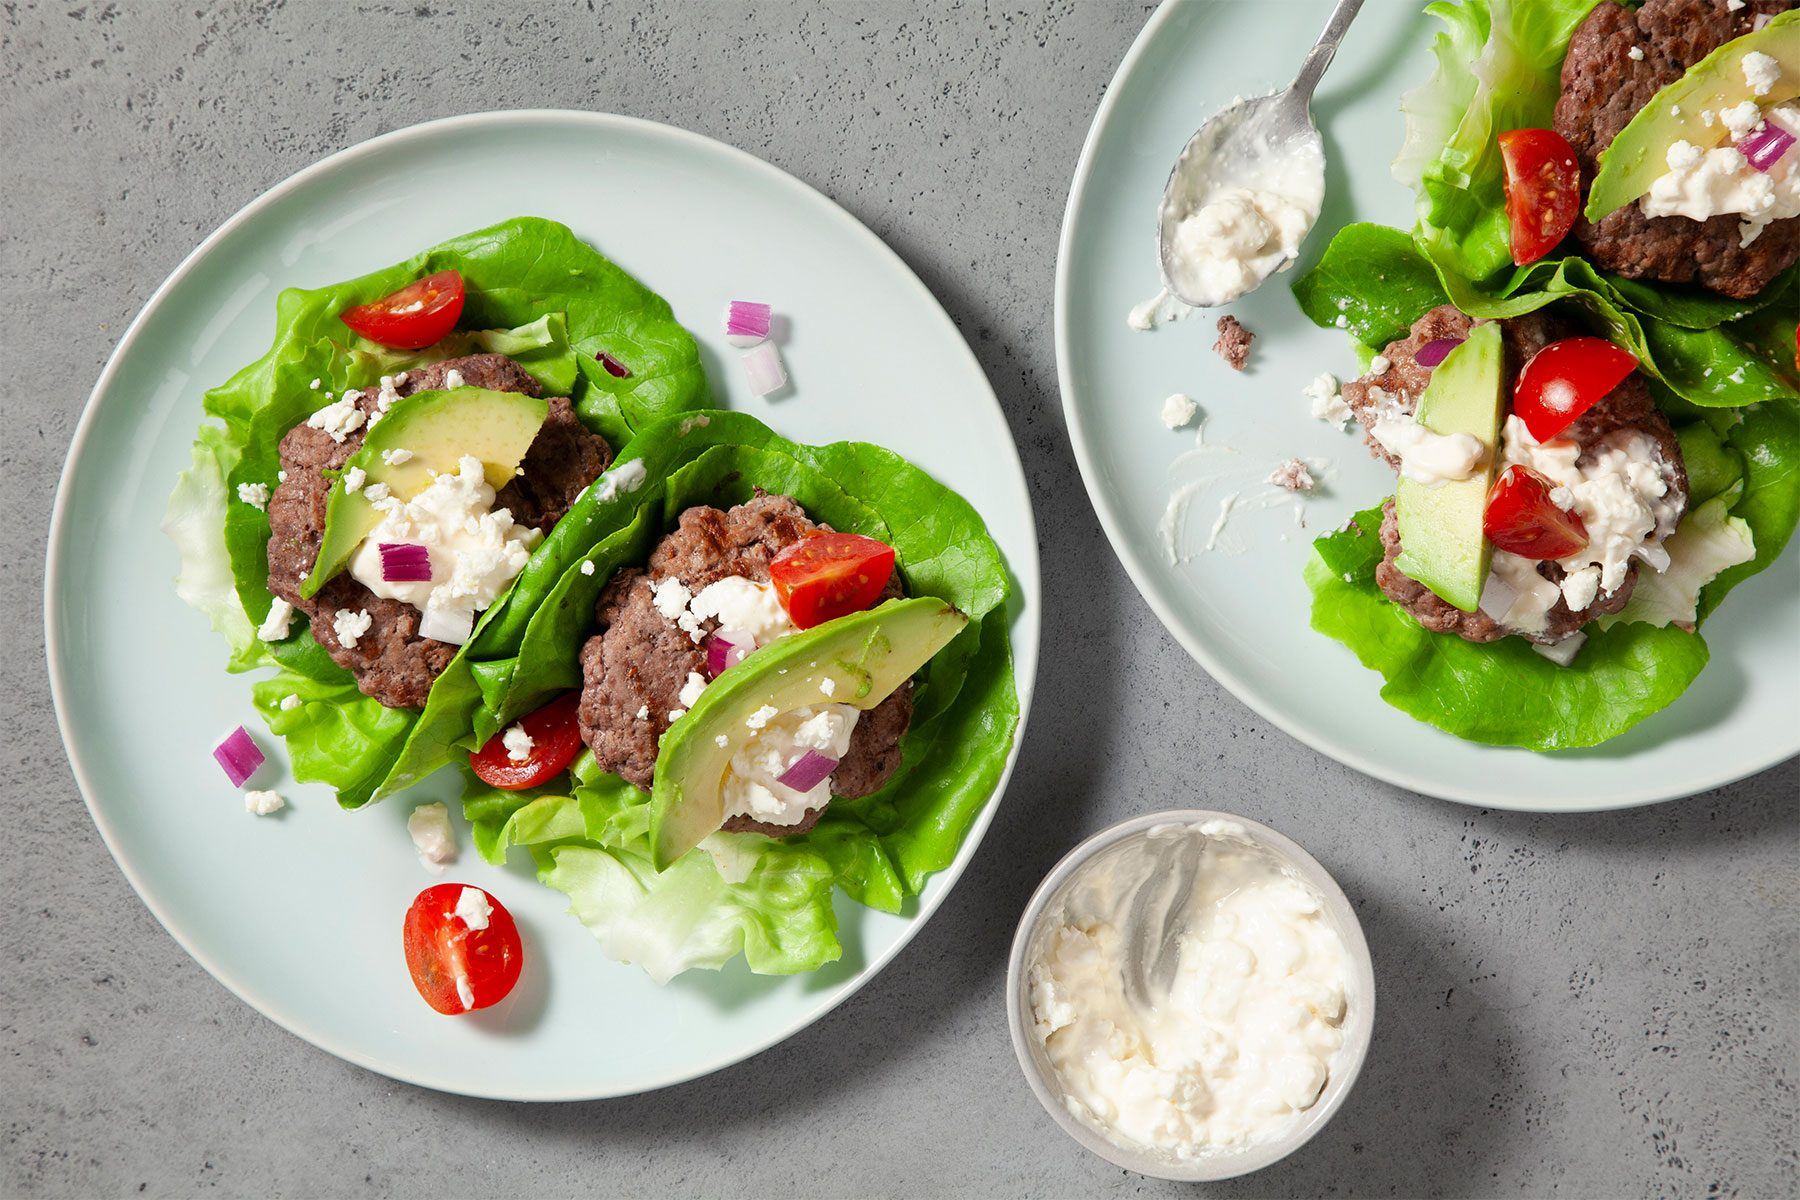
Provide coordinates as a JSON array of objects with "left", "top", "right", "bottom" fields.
[
  {"left": 1554, "top": 0, "right": 1799, "bottom": 300},
  {"left": 1341, "top": 305, "right": 1689, "bottom": 644},
  {"left": 265, "top": 353, "right": 612, "bottom": 709},
  {"left": 578, "top": 493, "right": 911, "bottom": 837}
]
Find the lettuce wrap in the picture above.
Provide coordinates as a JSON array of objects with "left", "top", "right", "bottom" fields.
[
  {"left": 454, "top": 410, "right": 1019, "bottom": 981},
  {"left": 164, "top": 217, "right": 710, "bottom": 807},
  {"left": 1286, "top": 0, "right": 1800, "bottom": 750}
]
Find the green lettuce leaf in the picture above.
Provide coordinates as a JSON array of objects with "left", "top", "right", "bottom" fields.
[
  {"left": 460, "top": 410, "right": 1018, "bottom": 977},
  {"left": 1305, "top": 508, "right": 1710, "bottom": 750},
  {"left": 167, "top": 217, "right": 710, "bottom": 808}
]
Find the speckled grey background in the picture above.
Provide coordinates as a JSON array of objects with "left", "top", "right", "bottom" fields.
[{"left": 3, "top": 2, "right": 1796, "bottom": 1197}]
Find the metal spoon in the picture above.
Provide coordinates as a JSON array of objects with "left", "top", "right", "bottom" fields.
[
  {"left": 1156, "top": 0, "right": 1364, "bottom": 308},
  {"left": 1122, "top": 829, "right": 1207, "bottom": 1012}
]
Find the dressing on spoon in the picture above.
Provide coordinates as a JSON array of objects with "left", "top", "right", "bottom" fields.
[{"left": 1137, "top": 0, "right": 1363, "bottom": 322}]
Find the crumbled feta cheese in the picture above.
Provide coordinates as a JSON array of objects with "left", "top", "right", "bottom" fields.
[
  {"left": 636, "top": 705, "right": 650, "bottom": 720},
  {"left": 1701, "top": 108, "right": 1717, "bottom": 127},
  {"left": 592, "top": 458, "right": 648, "bottom": 503},
  {"left": 502, "top": 724, "right": 534, "bottom": 763},
  {"left": 342, "top": 466, "right": 366, "bottom": 493},
  {"left": 1743, "top": 50, "right": 1781, "bottom": 97},
  {"left": 1720, "top": 100, "right": 1762, "bottom": 141},
  {"left": 309, "top": 377, "right": 322, "bottom": 390},
  {"left": 715, "top": 734, "right": 730, "bottom": 749},
  {"left": 407, "top": 802, "right": 456, "bottom": 873},
  {"left": 278, "top": 693, "right": 302, "bottom": 712},
  {"left": 333, "top": 608, "right": 373, "bottom": 648},
  {"left": 277, "top": 469, "right": 288, "bottom": 483},
  {"left": 745, "top": 705, "right": 779, "bottom": 731},
  {"left": 347, "top": 456, "right": 540, "bottom": 641},
  {"left": 443, "top": 368, "right": 465, "bottom": 389},
  {"left": 257, "top": 598, "right": 295, "bottom": 642},
  {"left": 668, "top": 709, "right": 687, "bottom": 723},
  {"left": 721, "top": 704, "right": 857, "bottom": 827},
  {"left": 685, "top": 577, "right": 796, "bottom": 646},
  {"left": 453, "top": 887, "right": 492, "bottom": 931},
  {"left": 1727, "top": 0, "right": 1745, "bottom": 10},
  {"left": 819, "top": 677, "right": 836, "bottom": 698},
  {"left": 1304, "top": 373, "right": 1352, "bottom": 429},
  {"left": 580, "top": 560, "right": 596, "bottom": 576},
  {"left": 1266, "top": 458, "right": 1317, "bottom": 492},
  {"left": 236, "top": 482, "right": 269, "bottom": 510},
  {"left": 244, "top": 789, "right": 285, "bottom": 816},
  {"left": 1333, "top": 313, "right": 1347, "bottom": 328},
  {"left": 1640, "top": 119, "right": 1800, "bottom": 247},
  {"left": 1160, "top": 392, "right": 1199, "bottom": 430},
  {"left": 1627, "top": 45, "right": 1645, "bottom": 61},
  {"left": 678, "top": 671, "right": 708, "bottom": 709},
  {"left": 651, "top": 577, "right": 694, "bottom": 623},
  {"left": 305, "top": 395, "right": 366, "bottom": 443},
  {"left": 454, "top": 975, "right": 475, "bottom": 1010},
  {"left": 381, "top": 448, "right": 414, "bottom": 467},
  {"left": 1368, "top": 355, "right": 1391, "bottom": 375}
]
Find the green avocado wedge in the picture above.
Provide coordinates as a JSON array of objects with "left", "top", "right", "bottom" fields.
[
  {"left": 1392, "top": 320, "right": 1505, "bottom": 613},
  {"left": 300, "top": 387, "right": 548, "bottom": 598},
  {"left": 1587, "top": 11, "right": 1800, "bottom": 222},
  {"left": 648, "top": 597, "right": 969, "bottom": 872}
]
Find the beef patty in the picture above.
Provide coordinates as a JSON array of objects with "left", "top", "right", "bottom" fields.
[
  {"left": 265, "top": 353, "right": 612, "bottom": 709},
  {"left": 1341, "top": 305, "right": 1688, "bottom": 644},
  {"left": 1554, "top": 0, "right": 1799, "bottom": 300},
  {"left": 578, "top": 493, "right": 911, "bottom": 838}
]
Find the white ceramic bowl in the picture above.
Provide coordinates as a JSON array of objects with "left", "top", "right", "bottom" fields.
[{"left": 1005, "top": 810, "right": 1376, "bottom": 1181}]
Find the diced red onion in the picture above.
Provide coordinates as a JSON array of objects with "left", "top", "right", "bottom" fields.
[
  {"left": 213, "top": 726, "right": 265, "bottom": 787},
  {"left": 742, "top": 342, "right": 786, "bottom": 396},
  {"left": 776, "top": 749, "right": 838, "bottom": 792},
  {"left": 1741, "top": 122, "right": 1796, "bottom": 172},
  {"left": 598, "top": 351, "right": 632, "bottom": 378},
  {"left": 419, "top": 605, "right": 474, "bottom": 645},
  {"left": 1415, "top": 338, "right": 1463, "bottom": 368},
  {"left": 378, "top": 542, "right": 432, "bottom": 583},
  {"left": 705, "top": 628, "right": 754, "bottom": 678},
  {"left": 725, "top": 300, "right": 773, "bottom": 340}
]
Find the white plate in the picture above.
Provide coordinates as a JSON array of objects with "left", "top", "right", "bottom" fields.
[
  {"left": 46, "top": 111, "right": 1038, "bottom": 1100},
  {"left": 1056, "top": 0, "right": 1798, "bottom": 809}
]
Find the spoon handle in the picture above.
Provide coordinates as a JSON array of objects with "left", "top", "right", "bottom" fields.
[{"left": 1291, "top": 0, "right": 1365, "bottom": 105}]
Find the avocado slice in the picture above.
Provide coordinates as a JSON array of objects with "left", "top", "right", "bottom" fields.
[
  {"left": 299, "top": 387, "right": 548, "bottom": 598},
  {"left": 648, "top": 596, "right": 968, "bottom": 870},
  {"left": 1392, "top": 321, "right": 1505, "bottom": 614},
  {"left": 1587, "top": 11, "right": 1800, "bottom": 221}
]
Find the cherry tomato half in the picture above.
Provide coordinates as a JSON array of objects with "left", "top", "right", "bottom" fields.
[
  {"left": 1499, "top": 128, "right": 1581, "bottom": 266},
  {"left": 402, "top": 884, "right": 523, "bottom": 1015},
  {"left": 339, "top": 269, "right": 465, "bottom": 350},
  {"left": 469, "top": 692, "right": 584, "bottom": 791},
  {"left": 1485, "top": 464, "right": 1589, "bottom": 560},
  {"left": 1514, "top": 336, "right": 1640, "bottom": 443},
  {"left": 769, "top": 533, "right": 897, "bottom": 630}
]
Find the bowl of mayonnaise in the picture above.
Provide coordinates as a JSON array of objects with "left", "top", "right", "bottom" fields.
[{"left": 1006, "top": 810, "right": 1375, "bottom": 1181}]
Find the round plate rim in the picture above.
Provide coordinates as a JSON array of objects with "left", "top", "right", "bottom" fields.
[
  {"left": 44, "top": 108, "right": 1040, "bottom": 1100},
  {"left": 1052, "top": 0, "right": 1797, "bottom": 812}
]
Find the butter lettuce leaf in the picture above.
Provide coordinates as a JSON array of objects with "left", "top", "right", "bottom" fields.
[
  {"left": 459, "top": 410, "right": 1018, "bottom": 978},
  {"left": 166, "top": 217, "right": 710, "bottom": 809}
]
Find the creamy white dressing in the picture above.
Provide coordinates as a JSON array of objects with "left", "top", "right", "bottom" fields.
[
  {"left": 1157, "top": 108, "right": 1325, "bottom": 308},
  {"left": 1027, "top": 822, "right": 1351, "bottom": 1158},
  {"left": 347, "top": 455, "right": 540, "bottom": 644},
  {"left": 1370, "top": 413, "right": 1488, "bottom": 486},
  {"left": 1639, "top": 102, "right": 1800, "bottom": 247}
]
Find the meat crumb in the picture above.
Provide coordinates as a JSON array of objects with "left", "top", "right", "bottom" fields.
[
  {"left": 1267, "top": 458, "right": 1316, "bottom": 493},
  {"left": 1213, "top": 315, "right": 1254, "bottom": 371}
]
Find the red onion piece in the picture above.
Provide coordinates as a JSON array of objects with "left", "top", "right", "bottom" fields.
[
  {"left": 213, "top": 726, "right": 265, "bottom": 787},
  {"left": 776, "top": 749, "right": 838, "bottom": 793},
  {"left": 1415, "top": 338, "right": 1464, "bottom": 368},
  {"left": 742, "top": 342, "right": 786, "bottom": 396},
  {"left": 725, "top": 300, "right": 772, "bottom": 340},
  {"left": 1742, "top": 122, "right": 1795, "bottom": 173},
  {"left": 705, "top": 629, "right": 755, "bottom": 678},
  {"left": 378, "top": 542, "right": 432, "bottom": 583},
  {"left": 598, "top": 351, "right": 632, "bottom": 378}
]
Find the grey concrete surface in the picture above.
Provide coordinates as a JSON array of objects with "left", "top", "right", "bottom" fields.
[{"left": 3, "top": 2, "right": 1795, "bottom": 1197}]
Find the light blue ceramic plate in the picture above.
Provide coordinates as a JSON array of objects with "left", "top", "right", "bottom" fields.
[
  {"left": 1058, "top": 0, "right": 1798, "bottom": 809},
  {"left": 46, "top": 111, "right": 1039, "bottom": 1100}
]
